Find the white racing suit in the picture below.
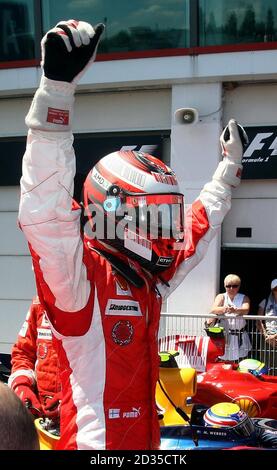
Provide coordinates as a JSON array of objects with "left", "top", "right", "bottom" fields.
[{"left": 19, "top": 129, "right": 232, "bottom": 449}]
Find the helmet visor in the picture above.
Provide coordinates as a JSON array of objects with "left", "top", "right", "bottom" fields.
[{"left": 125, "top": 193, "right": 184, "bottom": 240}]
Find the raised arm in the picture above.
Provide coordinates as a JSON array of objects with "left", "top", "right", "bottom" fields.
[
  {"left": 19, "top": 21, "right": 104, "bottom": 312},
  {"left": 160, "top": 120, "right": 247, "bottom": 297}
]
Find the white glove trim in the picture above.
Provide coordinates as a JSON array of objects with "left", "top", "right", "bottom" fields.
[
  {"left": 25, "top": 77, "right": 75, "bottom": 131},
  {"left": 8, "top": 369, "right": 36, "bottom": 389},
  {"left": 213, "top": 158, "right": 242, "bottom": 188}
]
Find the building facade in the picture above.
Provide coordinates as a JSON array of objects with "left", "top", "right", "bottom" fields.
[{"left": 1, "top": 0, "right": 277, "bottom": 353}]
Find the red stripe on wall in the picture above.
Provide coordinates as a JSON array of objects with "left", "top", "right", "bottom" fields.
[
  {"left": 2, "top": 41, "right": 277, "bottom": 69},
  {"left": 0, "top": 59, "right": 39, "bottom": 69}
]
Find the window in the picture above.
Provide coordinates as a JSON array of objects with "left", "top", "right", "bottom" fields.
[
  {"left": 41, "top": 0, "right": 190, "bottom": 53},
  {"left": 0, "top": 0, "right": 35, "bottom": 61},
  {"left": 2, "top": 1, "right": 277, "bottom": 66},
  {"left": 199, "top": 0, "right": 277, "bottom": 46}
]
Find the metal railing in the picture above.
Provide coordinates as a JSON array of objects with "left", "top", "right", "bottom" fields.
[{"left": 159, "top": 313, "right": 277, "bottom": 376}]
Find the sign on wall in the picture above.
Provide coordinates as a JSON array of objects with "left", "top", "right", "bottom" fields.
[
  {"left": 242, "top": 126, "right": 277, "bottom": 179},
  {"left": 73, "top": 134, "right": 165, "bottom": 200},
  {"left": 0, "top": 133, "right": 166, "bottom": 201},
  {"left": 2, "top": 127, "right": 277, "bottom": 190}
]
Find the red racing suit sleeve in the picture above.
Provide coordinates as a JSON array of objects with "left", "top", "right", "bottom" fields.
[
  {"left": 8, "top": 299, "right": 39, "bottom": 388},
  {"left": 157, "top": 176, "right": 232, "bottom": 299},
  {"left": 157, "top": 119, "right": 243, "bottom": 298}
]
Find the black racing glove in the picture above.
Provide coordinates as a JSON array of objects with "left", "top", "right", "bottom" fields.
[
  {"left": 25, "top": 20, "right": 105, "bottom": 131},
  {"left": 42, "top": 19, "right": 105, "bottom": 83}
]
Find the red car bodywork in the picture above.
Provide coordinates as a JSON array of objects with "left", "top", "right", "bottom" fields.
[{"left": 158, "top": 334, "right": 277, "bottom": 418}]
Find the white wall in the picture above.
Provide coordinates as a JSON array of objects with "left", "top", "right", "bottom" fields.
[
  {"left": 222, "top": 83, "right": 277, "bottom": 247},
  {"left": 74, "top": 89, "right": 171, "bottom": 133},
  {"left": 0, "top": 187, "right": 35, "bottom": 353},
  {"left": 168, "top": 83, "right": 222, "bottom": 315},
  {"left": 0, "top": 89, "right": 171, "bottom": 137},
  {"left": 2, "top": 48, "right": 277, "bottom": 97},
  {"left": 223, "top": 198, "right": 277, "bottom": 247},
  {"left": 223, "top": 83, "right": 277, "bottom": 127}
]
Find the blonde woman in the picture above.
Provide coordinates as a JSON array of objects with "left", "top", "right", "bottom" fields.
[{"left": 211, "top": 274, "right": 251, "bottom": 361}]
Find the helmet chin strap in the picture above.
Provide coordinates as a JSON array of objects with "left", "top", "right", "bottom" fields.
[
  {"left": 87, "top": 244, "right": 145, "bottom": 289},
  {"left": 87, "top": 233, "right": 172, "bottom": 275}
]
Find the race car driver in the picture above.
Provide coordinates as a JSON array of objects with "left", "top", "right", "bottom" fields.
[
  {"left": 18, "top": 19, "right": 246, "bottom": 450},
  {"left": 8, "top": 297, "right": 61, "bottom": 420}
]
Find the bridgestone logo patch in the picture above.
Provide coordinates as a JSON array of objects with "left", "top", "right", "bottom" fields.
[
  {"left": 37, "top": 328, "right": 52, "bottom": 340},
  {"left": 106, "top": 299, "right": 142, "bottom": 316}
]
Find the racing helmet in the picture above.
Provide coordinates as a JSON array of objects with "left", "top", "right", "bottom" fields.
[
  {"left": 83, "top": 150, "right": 185, "bottom": 272},
  {"left": 203, "top": 402, "right": 255, "bottom": 437},
  {"left": 238, "top": 358, "right": 268, "bottom": 377}
]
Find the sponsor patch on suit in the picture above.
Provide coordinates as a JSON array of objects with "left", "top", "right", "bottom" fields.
[
  {"left": 37, "top": 328, "right": 52, "bottom": 340},
  {"left": 41, "top": 313, "right": 50, "bottom": 327},
  {"left": 105, "top": 299, "right": 142, "bottom": 316},
  {"left": 116, "top": 280, "right": 131, "bottom": 296}
]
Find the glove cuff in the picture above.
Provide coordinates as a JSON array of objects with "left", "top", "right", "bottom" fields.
[
  {"left": 213, "top": 158, "right": 242, "bottom": 188},
  {"left": 8, "top": 369, "right": 35, "bottom": 389},
  {"left": 25, "top": 76, "right": 75, "bottom": 132}
]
